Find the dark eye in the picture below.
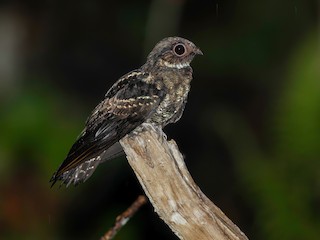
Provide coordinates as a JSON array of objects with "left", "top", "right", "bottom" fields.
[{"left": 173, "top": 43, "right": 186, "bottom": 56}]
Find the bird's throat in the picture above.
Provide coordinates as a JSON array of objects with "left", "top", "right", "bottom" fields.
[{"left": 160, "top": 59, "right": 190, "bottom": 69}]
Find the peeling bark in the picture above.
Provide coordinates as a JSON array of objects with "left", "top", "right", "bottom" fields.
[{"left": 120, "top": 124, "right": 248, "bottom": 240}]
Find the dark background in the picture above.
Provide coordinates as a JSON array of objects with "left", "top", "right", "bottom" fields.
[{"left": 0, "top": 0, "right": 319, "bottom": 239}]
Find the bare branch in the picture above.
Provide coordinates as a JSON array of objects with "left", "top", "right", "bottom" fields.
[
  {"left": 101, "top": 195, "right": 148, "bottom": 240},
  {"left": 120, "top": 124, "right": 248, "bottom": 240}
]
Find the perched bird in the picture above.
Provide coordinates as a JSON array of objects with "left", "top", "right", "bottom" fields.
[{"left": 50, "top": 36, "right": 202, "bottom": 187}]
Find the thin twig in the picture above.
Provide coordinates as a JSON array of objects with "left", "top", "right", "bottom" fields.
[{"left": 100, "top": 195, "right": 148, "bottom": 240}]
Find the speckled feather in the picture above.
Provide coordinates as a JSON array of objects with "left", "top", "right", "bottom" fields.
[{"left": 50, "top": 37, "right": 202, "bottom": 186}]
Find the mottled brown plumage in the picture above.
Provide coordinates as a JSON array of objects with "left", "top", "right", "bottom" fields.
[{"left": 50, "top": 36, "right": 202, "bottom": 187}]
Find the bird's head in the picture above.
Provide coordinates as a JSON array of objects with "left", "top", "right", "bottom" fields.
[{"left": 145, "top": 37, "right": 202, "bottom": 70}]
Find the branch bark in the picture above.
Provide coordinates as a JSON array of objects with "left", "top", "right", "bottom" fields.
[
  {"left": 101, "top": 195, "right": 147, "bottom": 240},
  {"left": 120, "top": 124, "right": 248, "bottom": 240}
]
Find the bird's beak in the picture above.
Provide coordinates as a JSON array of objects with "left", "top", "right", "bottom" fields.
[{"left": 194, "top": 47, "right": 203, "bottom": 55}]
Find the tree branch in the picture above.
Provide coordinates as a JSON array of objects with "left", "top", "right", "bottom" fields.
[
  {"left": 101, "top": 195, "right": 147, "bottom": 240},
  {"left": 120, "top": 124, "right": 248, "bottom": 240}
]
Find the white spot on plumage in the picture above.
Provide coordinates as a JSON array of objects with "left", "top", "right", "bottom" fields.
[{"left": 160, "top": 59, "right": 190, "bottom": 69}]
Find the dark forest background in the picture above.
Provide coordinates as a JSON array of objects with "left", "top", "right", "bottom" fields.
[{"left": 0, "top": 0, "right": 319, "bottom": 239}]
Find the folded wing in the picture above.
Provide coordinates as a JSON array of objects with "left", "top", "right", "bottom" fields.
[{"left": 50, "top": 71, "right": 164, "bottom": 186}]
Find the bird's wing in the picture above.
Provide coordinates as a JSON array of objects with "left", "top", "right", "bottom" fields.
[{"left": 50, "top": 70, "right": 164, "bottom": 186}]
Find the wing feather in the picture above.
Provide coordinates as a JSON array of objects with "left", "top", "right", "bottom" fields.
[{"left": 50, "top": 70, "right": 164, "bottom": 186}]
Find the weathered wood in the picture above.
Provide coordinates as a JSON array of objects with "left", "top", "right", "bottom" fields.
[{"left": 120, "top": 124, "right": 248, "bottom": 240}]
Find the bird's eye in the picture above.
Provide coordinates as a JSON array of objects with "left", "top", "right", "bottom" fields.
[{"left": 173, "top": 43, "right": 186, "bottom": 56}]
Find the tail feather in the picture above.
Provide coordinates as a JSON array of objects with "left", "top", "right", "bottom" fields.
[{"left": 50, "top": 142, "right": 124, "bottom": 187}]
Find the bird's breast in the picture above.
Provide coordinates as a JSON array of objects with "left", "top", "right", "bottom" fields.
[{"left": 149, "top": 69, "right": 192, "bottom": 126}]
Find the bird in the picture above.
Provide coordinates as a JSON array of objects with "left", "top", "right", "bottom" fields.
[{"left": 50, "top": 36, "right": 202, "bottom": 187}]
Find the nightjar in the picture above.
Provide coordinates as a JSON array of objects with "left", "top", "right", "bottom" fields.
[{"left": 50, "top": 36, "right": 202, "bottom": 187}]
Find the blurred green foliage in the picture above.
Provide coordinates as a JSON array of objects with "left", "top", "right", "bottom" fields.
[
  {"left": 208, "top": 33, "right": 320, "bottom": 240},
  {"left": 0, "top": 82, "right": 81, "bottom": 239},
  {"left": 0, "top": 84, "right": 81, "bottom": 175}
]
